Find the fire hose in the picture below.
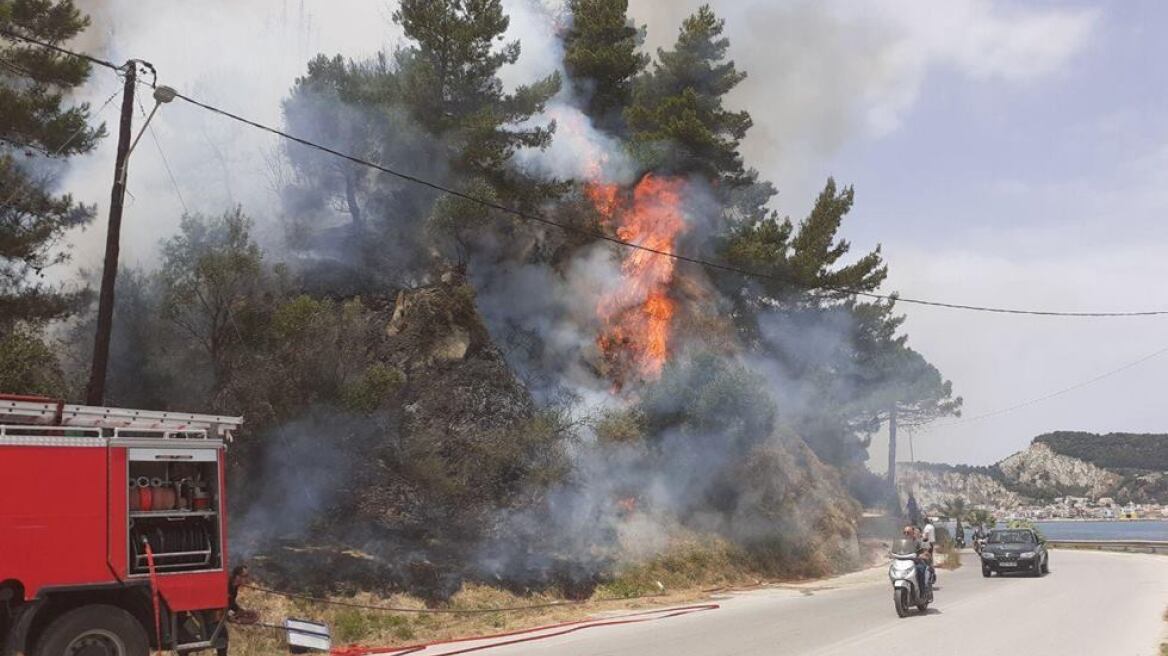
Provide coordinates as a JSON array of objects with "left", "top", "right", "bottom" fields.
[
  {"left": 328, "top": 603, "right": 720, "bottom": 656},
  {"left": 236, "top": 585, "right": 719, "bottom": 655},
  {"left": 243, "top": 584, "right": 665, "bottom": 613},
  {"left": 142, "top": 540, "right": 163, "bottom": 656}
]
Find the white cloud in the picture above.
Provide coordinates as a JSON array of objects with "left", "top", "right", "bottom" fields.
[
  {"left": 868, "top": 237, "right": 1168, "bottom": 468},
  {"left": 629, "top": 0, "right": 1098, "bottom": 213}
]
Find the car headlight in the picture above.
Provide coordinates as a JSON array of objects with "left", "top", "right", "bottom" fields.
[
  {"left": 981, "top": 551, "right": 996, "bottom": 559},
  {"left": 1020, "top": 551, "right": 1036, "bottom": 559}
]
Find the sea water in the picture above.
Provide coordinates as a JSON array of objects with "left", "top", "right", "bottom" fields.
[{"left": 942, "top": 519, "right": 1168, "bottom": 541}]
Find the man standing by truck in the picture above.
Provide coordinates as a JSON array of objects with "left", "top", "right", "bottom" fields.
[{"left": 216, "top": 565, "right": 253, "bottom": 656}]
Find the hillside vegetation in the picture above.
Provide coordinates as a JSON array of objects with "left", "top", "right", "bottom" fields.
[
  {"left": 1035, "top": 431, "right": 1168, "bottom": 471},
  {"left": 901, "top": 431, "right": 1168, "bottom": 507}
]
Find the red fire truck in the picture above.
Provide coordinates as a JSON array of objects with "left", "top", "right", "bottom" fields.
[{"left": 0, "top": 394, "right": 243, "bottom": 655}]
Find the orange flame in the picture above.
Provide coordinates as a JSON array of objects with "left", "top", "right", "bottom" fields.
[{"left": 586, "top": 174, "right": 687, "bottom": 387}]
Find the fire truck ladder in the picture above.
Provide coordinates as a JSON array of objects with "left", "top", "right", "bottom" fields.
[{"left": 0, "top": 395, "right": 243, "bottom": 440}]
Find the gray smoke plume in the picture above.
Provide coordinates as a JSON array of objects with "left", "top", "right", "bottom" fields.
[{"left": 43, "top": 0, "right": 1096, "bottom": 593}]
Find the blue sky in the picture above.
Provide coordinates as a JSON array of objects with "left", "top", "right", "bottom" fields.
[
  {"left": 843, "top": 1, "right": 1168, "bottom": 467},
  {"left": 629, "top": 0, "right": 1168, "bottom": 466}
]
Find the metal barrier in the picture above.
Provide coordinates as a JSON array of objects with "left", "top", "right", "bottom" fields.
[{"left": 1047, "top": 540, "right": 1168, "bottom": 555}]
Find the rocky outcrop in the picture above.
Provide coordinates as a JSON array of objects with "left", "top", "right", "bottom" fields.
[
  {"left": 348, "top": 270, "right": 555, "bottom": 540},
  {"left": 897, "top": 438, "right": 1152, "bottom": 509},
  {"left": 382, "top": 269, "right": 533, "bottom": 439},
  {"left": 998, "top": 442, "right": 1121, "bottom": 498},
  {"left": 897, "top": 464, "right": 1020, "bottom": 510}
]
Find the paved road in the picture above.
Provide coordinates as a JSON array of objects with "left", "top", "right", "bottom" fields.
[{"left": 424, "top": 549, "right": 1168, "bottom": 656}]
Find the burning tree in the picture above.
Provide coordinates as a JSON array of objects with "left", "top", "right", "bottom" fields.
[
  {"left": 587, "top": 175, "right": 687, "bottom": 385},
  {"left": 571, "top": 3, "right": 760, "bottom": 389}
]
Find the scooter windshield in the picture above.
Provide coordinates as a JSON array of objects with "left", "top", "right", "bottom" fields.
[{"left": 891, "top": 538, "right": 918, "bottom": 557}]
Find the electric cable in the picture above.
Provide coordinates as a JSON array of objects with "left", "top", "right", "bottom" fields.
[
  {"left": 136, "top": 95, "right": 189, "bottom": 214},
  {"left": 0, "top": 134, "right": 52, "bottom": 156},
  {"left": 0, "top": 85, "right": 122, "bottom": 211},
  {"left": 0, "top": 26, "right": 119, "bottom": 72},
  {"left": 5, "top": 26, "right": 1168, "bottom": 317},
  {"left": 916, "top": 342, "right": 1168, "bottom": 430},
  {"left": 163, "top": 86, "right": 1168, "bottom": 317}
]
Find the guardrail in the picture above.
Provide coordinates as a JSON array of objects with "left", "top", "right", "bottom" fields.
[{"left": 1046, "top": 540, "right": 1168, "bottom": 555}]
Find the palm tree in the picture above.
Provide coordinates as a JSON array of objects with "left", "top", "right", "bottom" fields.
[
  {"left": 967, "top": 508, "right": 996, "bottom": 531},
  {"left": 940, "top": 497, "right": 969, "bottom": 538}
]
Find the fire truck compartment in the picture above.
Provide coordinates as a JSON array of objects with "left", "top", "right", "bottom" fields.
[{"left": 126, "top": 455, "right": 222, "bottom": 575}]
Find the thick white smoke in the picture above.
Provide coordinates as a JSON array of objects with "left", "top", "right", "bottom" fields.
[
  {"left": 62, "top": 1, "right": 397, "bottom": 271},
  {"left": 56, "top": 1, "right": 1095, "bottom": 272},
  {"left": 628, "top": 0, "right": 1096, "bottom": 216}
]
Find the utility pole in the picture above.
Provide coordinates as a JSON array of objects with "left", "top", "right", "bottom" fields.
[
  {"left": 85, "top": 61, "right": 136, "bottom": 405},
  {"left": 887, "top": 404, "right": 898, "bottom": 494}
]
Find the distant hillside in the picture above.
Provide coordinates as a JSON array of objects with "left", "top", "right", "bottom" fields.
[
  {"left": 897, "top": 461, "right": 1019, "bottom": 509},
  {"left": 1034, "top": 431, "right": 1168, "bottom": 471},
  {"left": 898, "top": 431, "right": 1168, "bottom": 508}
]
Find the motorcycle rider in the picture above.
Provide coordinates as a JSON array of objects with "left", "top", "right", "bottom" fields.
[
  {"left": 972, "top": 524, "right": 987, "bottom": 553},
  {"left": 918, "top": 521, "right": 937, "bottom": 585},
  {"left": 902, "top": 525, "right": 930, "bottom": 596}
]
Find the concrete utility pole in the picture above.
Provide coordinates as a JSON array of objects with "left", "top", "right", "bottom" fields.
[{"left": 85, "top": 61, "right": 136, "bottom": 405}]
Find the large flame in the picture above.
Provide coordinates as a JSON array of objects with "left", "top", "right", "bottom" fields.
[{"left": 586, "top": 174, "right": 688, "bottom": 387}]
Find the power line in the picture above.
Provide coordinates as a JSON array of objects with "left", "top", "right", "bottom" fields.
[
  {"left": 6, "top": 27, "right": 1168, "bottom": 318},
  {"left": 164, "top": 89, "right": 1168, "bottom": 317},
  {"left": 0, "top": 134, "right": 52, "bottom": 156},
  {"left": 918, "top": 343, "right": 1168, "bottom": 430},
  {"left": 136, "top": 95, "right": 188, "bottom": 214},
  {"left": 0, "top": 26, "right": 119, "bottom": 73},
  {"left": 0, "top": 85, "right": 122, "bottom": 211}
]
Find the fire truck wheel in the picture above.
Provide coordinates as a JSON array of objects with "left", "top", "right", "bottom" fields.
[{"left": 33, "top": 604, "right": 149, "bottom": 656}]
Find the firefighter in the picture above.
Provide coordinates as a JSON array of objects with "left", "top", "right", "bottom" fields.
[{"left": 217, "top": 565, "right": 252, "bottom": 655}]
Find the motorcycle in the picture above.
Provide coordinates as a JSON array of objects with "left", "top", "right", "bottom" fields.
[
  {"left": 973, "top": 536, "right": 987, "bottom": 555},
  {"left": 889, "top": 538, "right": 933, "bottom": 618}
]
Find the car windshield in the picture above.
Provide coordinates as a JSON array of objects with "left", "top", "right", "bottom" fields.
[{"left": 988, "top": 530, "right": 1034, "bottom": 544}]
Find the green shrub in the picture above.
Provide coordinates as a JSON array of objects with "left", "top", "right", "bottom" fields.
[
  {"left": 333, "top": 609, "right": 374, "bottom": 643},
  {"left": 0, "top": 327, "right": 66, "bottom": 396},
  {"left": 342, "top": 363, "right": 406, "bottom": 413}
]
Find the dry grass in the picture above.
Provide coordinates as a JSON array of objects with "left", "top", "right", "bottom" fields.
[
  {"left": 230, "top": 536, "right": 845, "bottom": 654},
  {"left": 937, "top": 543, "right": 962, "bottom": 570},
  {"left": 229, "top": 582, "right": 711, "bottom": 655}
]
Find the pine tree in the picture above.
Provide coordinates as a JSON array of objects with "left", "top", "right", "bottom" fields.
[
  {"left": 720, "top": 178, "right": 887, "bottom": 323},
  {"left": 625, "top": 4, "right": 751, "bottom": 183},
  {"left": 283, "top": 54, "right": 380, "bottom": 232},
  {"left": 562, "top": 0, "right": 648, "bottom": 133},
  {"left": 0, "top": 0, "right": 103, "bottom": 325},
  {"left": 393, "top": 0, "right": 560, "bottom": 199},
  {"left": 718, "top": 178, "right": 959, "bottom": 466}
]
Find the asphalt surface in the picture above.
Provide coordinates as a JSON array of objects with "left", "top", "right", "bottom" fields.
[{"left": 420, "top": 549, "right": 1168, "bottom": 656}]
